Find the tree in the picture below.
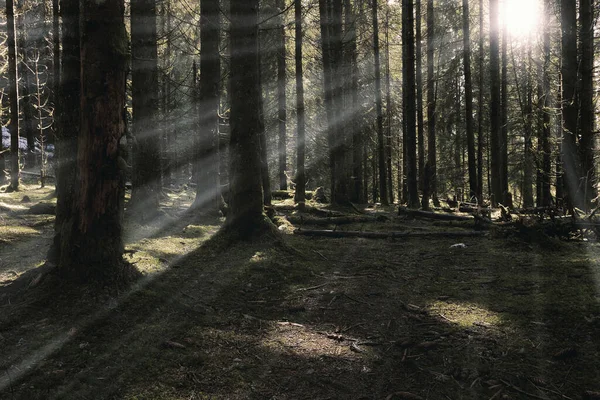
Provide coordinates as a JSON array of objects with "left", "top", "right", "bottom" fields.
[
  {"left": 560, "top": 0, "right": 579, "bottom": 209},
  {"left": 276, "top": 0, "right": 288, "bottom": 191},
  {"left": 579, "top": 0, "right": 595, "bottom": 209},
  {"left": 192, "top": 0, "right": 221, "bottom": 214},
  {"left": 462, "top": 0, "right": 476, "bottom": 201},
  {"left": 423, "top": 0, "right": 436, "bottom": 209},
  {"left": 489, "top": 0, "right": 501, "bottom": 206},
  {"left": 415, "top": 0, "right": 424, "bottom": 193},
  {"left": 6, "top": 0, "right": 19, "bottom": 191},
  {"left": 227, "top": 0, "right": 268, "bottom": 234},
  {"left": 59, "top": 0, "right": 131, "bottom": 281},
  {"left": 373, "top": 0, "right": 388, "bottom": 205},
  {"left": 130, "top": 0, "right": 162, "bottom": 218},
  {"left": 536, "top": 0, "right": 552, "bottom": 207},
  {"left": 50, "top": 0, "right": 80, "bottom": 264},
  {"left": 402, "top": 0, "right": 418, "bottom": 208},
  {"left": 294, "top": 0, "right": 306, "bottom": 205},
  {"left": 476, "top": 0, "right": 484, "bottom": 203},
  {"left": 500, "top": 3, "right": 510, "bottom": 206}
]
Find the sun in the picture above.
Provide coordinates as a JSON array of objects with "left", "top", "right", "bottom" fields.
[{"left": 500, "top": 0, "right": 541, "bottom": 38}]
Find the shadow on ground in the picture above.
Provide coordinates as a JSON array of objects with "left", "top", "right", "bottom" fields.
[{"left": 1, "top": 211, "right": 600, "bottom": 399}]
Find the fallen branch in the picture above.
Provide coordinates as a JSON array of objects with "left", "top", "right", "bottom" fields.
[
  {"left": 398, "top": 206, "right": 474, "bottom": 222},
  {"left": 294, "top": 229, "right": 486, "bottom": 239},
  {"left": 287, "top": 215, "right": 378, "bottom": 226}
]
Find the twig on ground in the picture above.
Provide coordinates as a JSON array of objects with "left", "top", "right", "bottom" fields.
[
  {"left": 499, "top": 379, "right": 550, "bottom": 400},
  {"left": 296, "top": 283, "right": 328, "bottom": 292}
]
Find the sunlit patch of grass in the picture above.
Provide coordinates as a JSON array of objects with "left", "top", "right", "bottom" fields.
[
  {"left": 0, "top": 225, "right": 40, "bottom": 243},
  {"left": 428, "top": 300, "right": 503, "bottom": 328}
]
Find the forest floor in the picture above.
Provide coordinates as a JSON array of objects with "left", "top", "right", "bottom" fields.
[{"left": 1, "top": 181, "right": 600, "bottom": 400}]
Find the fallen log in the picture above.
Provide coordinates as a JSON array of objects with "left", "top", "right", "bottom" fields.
[
  {"left": 287, "top": 215, "right": 379, "bottom": 226},
  {"left": 398, "top": 206, "right": 473, "bottom": 222},
  {"left": 272, "top": 190, "right": 313, "bottom": 200},
  {"left": 294, "top": 228, "right": 486, "bottom": 239}
]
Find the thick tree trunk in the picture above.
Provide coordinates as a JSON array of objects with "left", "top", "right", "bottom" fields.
[
  {"left": 50, "top": 0, "right": 80, "bottom": 264},
  {"left": 579, "top": 0, "right": 595, "bottom": 210},
  {"left": 6, "top": 0, "right": 19, "bottom": 191},
  {"left": 130, "top": 0, "right": 161, "bottom": 218},
  {"left": 193, "top": 0, "right": 221, "bottom": 213},
  {"left": 384, "top": 4, "right": 393, "bottom": 203},
  {"left": 294, "top": 0, "right": 306, "bottom": 205},
  {"left": 523, "top": 41, "right": 534, "bottom": 208},
  {"left": 402, "top": 0, "right": 418, "bottom": 208},
  {"left": 489, "top": 0, "right": 501, "bottom": 206},
  {"left": 462, "top": 0, "right": 476, "bottom": 201},
  {"left": 60, "top": 0, "right": 129, "bottom": 281},
  {"left": 276, "top": 0, "right": 288, "bottom": 191},
  {"left": 228, "top": 0, "right": 267, "bottom": 234},
  {"left": 560, "top": 0, "right": 579, "bottom": 209},
  {"left": 373, "top": 0, "right": 388, "bottom": 205}
]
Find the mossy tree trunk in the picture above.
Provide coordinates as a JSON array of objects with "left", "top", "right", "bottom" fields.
[{"left": 59, "top": 0, "right": 129, "bottom": 281}]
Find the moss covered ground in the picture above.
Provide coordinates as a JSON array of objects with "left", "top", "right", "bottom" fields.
[{"left": 1, "top": 182, "right": 600, "bottom": 399}]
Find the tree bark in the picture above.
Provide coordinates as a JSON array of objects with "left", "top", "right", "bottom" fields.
[
  {"left": 536, "top": 0, "right": 552, "bottom": 207},
  {"left": 60, "top": 0, "right": 129, "bottom": 281},
  {"left": 192, "top": 0, "right": 221, "bottom": 213},
  {"left": 6, "top": 0, "right": 19, "bottom": 191},
  {"left": 373, "top": 0, "right": 388, "bottom": 205},
  {"left": 500, "top": 7, "right": 510, "bottom": 206},
  {"left": 415, "top": 0, "right": 424, "bottom": 193},
  {"left": 423, "top": 0, "right": 437, "bottom": 209},
  {"left": 462, "top": 0, "right": 476, "bottom": 201},
  {"left": 579, "top": 0, "right": 595, "bottom": 210},
  {"left": 522, "top": 41, "right": 534, "bottom": 208},
  {"left": 403, "top": 0, "right": 418, "bottom": 208},
  {"left": 294, "top": 0, "right": 307, "bottom": 205},
  {"left": 228, "top": 0, "right": 267, "bottom": 234},
  {"left": 489, "top": 0, "right": 501, "bottom": 206},
  {"left": 476, "top": 0, "right": 484, "bottom": 203},
  {"left": 130, "top": 0, "right": 162, "bottom": 218},
  {"left": 560, "top": 0, "right": 579, "bottom": 209},
  {"left": 276, "top": 0, "right": 288, "bottom": 191}
]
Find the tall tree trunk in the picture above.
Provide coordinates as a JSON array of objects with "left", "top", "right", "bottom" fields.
[
  {"left": 537, "top": 0, "right": 552, "bottom": 207},
  {"left": 462, "top": 0, "right": 476, "bottom": 201},
  {"left": 489, "top": 0, "right": 501, "bottom": 206},
  {"left": 6, "top": 0, "right": 19, "bottom": 191},
  {"left": 385, "top": 3, "right": 393, "bottom": 203},
  {"left": 560, "top": 0, "right": 579, "bottom": 209},
  {"left": 277, "top": 0, "right": 288, "bottom": 191},
  {"left": 51, "top": 0, "right": 59, "bottom": 145},
  {"left": 228, "top": 0, "right": 267, "bottom": 234},
  {"left": 373, "top": 0, "right": 388, "bottom": 205},
  {"left": 346, "top": 0, "right": 363, "bottom": 203},
  {"left": 523, "top": 40, "right": 534, "bottom": 207},
  {"left": 192, "top": 0, "right": 221, "bottom": 213},
  {"left": 476, "top": 0, "right": 484, "bottom": 203},
  {"left": 50, "top": 0, "right": 80, "bottom": 264},
  {"left": 403, "top": 0, "right": 418, "bottom": 208},
  {"left": 319, "top": 0, "right": 335, "bottom": 200},
  {"left": 257, "top": 46, "right": 271, "bottom": 206},
  {"left": 130, "top": 0, "right": 161, "bottom": 218},
  {"left": 423, "top": 0, "right": 436, "bottom": 209},
  {"left": 415, "top": 0, "right": 424, "bottom": 193},
  {"left": 294, "top": 0, "right": 306, "bottom": 205},
  {"left": 500, "top": 7, "right": 510, "bottom": 206},
  {"left": 61, "top": 0, "right": 130, "bottom": 281},
  {"left": 16, "top": 7, "right": 35, "bottom": 169},
  {"left": 579, "top": 0, "right": 595, "bottom": 210}
]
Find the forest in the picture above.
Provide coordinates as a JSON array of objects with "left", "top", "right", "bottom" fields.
[{"left": 1, "top": 0, "right": 600, "bottom": 398}]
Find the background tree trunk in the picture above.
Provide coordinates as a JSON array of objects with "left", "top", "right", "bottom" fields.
[
  {"left": 193, "top": 0, "right": 221, "bottom": 213},
  {"left": 462, "top": 0, "right": 476, "bottom": 201},
  {"left": 6, "top": 0, "right": 19, "bottom": 191},
  {"left": 276, "top": 0, "right": 288, "bottom": 191},
  {"left": 373, "top": 0, "right": 388, "bottom": 205},
  {"left": 130, "top": 0, "right": 161, "bottom": 218},
  {"left": 294, "top": 0, "right": 306, "bottom": 205},
  {"left": 402, "top": 0, "right": 418, "bottom": 208},
  {"left": 500, "top": 7, "right": 510, "bottom": 206},
  {"left": 424, "top": 0, "right": 437, "bottom": 208},
  {"left": 415, "top": 0, "right": 424, "bottom": 194},
  {"left": 489, "top": 0, "right": 501, "bottom": 206}
]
